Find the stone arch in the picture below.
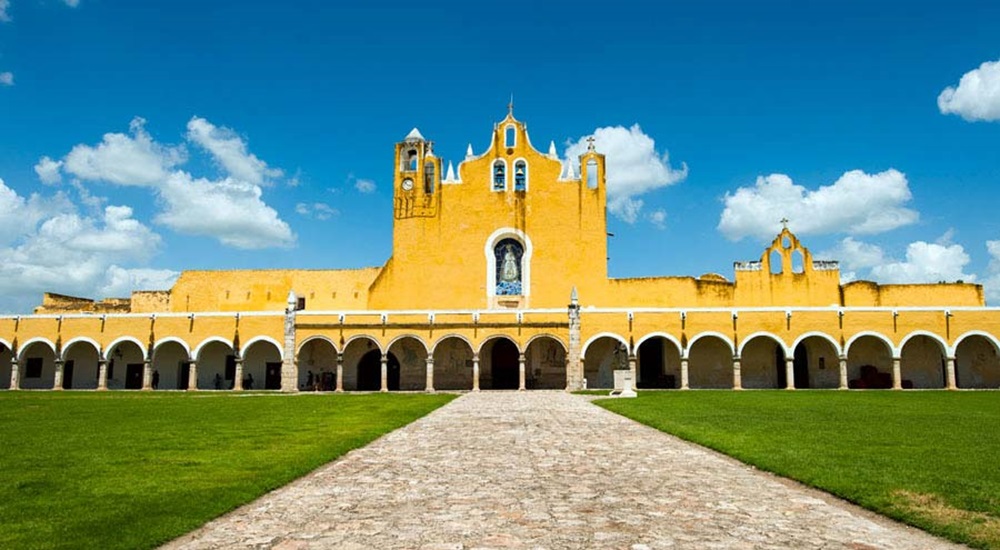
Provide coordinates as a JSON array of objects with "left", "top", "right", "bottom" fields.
[
  {"left": 106, "top": 336, "right": 148, "bottom": 361},
  {"left": 104, "top": 337, "right": 146, "bottom": 390},
  {"left": 793, "top": 334, "right": 841, "bottom": 389},
  {"left": 687, "top": 333, "right": 734, "bottom": 389},
  {"left": 195, "top": 338, "right": 236, "bottom": 390},
  {"left": 481, "top": 335, "right": 520, "bottom": 390},
  {"left": 387, "top": 335, "right": 430, "bottom": 391},
  {"left": 61, "top": 337, "right": 101, "bottom": 390},
  {"left": 240, "top": 336, "right": 284, "bottom": 362},
  {"left": 581, "top": 332, "right": 628, "bottom": 358},
  {"left": 739, "top": 333, "right": 786, "bottom": 389},
  {"left": 582, "top": 334, "right": 629, "bottom": 390},
  {"left": 432, "top": 335, "right": 474, "bottom": 391},
  {"left": 477, "top": 333, "right": 522, "bottom": 356},
  {"left": 297, "top": 336, "right": 339, "bottom": 391},
  {"left": 954, "top": 332, "right": 1000, "bottom": 389},
  {"left": 17, "top": 338, "right": 58, "bottom": 390},
  {"left": 152, "top": 339, "right": 191, "bottom": 391},
  {"left": 0, "top": 339, "right": 11, "bottom": 390},
  {"left": 899, "top": 333, "right": 947, "bottom": 389},
  {"left": 845, "top": 332, "right": 894, "bottom": 389},
  {"left": 525, "top": 333, "right": 568, "bottom": 353},
  {"left": 242, "top": 338, "right": 283, "bottom": 390},
  {"left": 342, "top": 335, "right": 383, "bottom": 391},
  {"left": 636, "top": 334, "right": 682, "bottom": 389},
  {"left": 524, "top": 335, "right": 567, "bottom": 389}
]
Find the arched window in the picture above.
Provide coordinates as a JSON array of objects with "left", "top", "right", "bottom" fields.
[
  {"left": 514, "top": 160, "right": 527, "bottom": 191},
  {"left": 586, "top": 159, "right": 598, "bottom": 189},
  {"left": 493, "top": 160, "right": 506, "bottom": 191},
  {"left": 494, "top": 238, "right": 524, "bottom": 296},
  {"left": 402, "top": 149, "right": 417, "bottom": 172},
  {"left": 424, "top": 161, "right": 435, "bottom": 193},
  {"left": 505, "top": 125, "right": 516, "bottom": 147}
]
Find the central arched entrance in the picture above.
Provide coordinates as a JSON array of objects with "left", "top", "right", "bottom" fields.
[
  {"left": 490, "top": 339, "right": 519, "bottom": 389},
  {"left": 357, "top": 350, "right": 400, "bottom": 391}
]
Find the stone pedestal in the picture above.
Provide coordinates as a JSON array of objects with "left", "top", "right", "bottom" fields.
[{"left": 612, "top": 369, "right": 637, "bottom": 398}]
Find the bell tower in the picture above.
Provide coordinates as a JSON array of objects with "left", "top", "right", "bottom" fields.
[{"left": 393, "top": 128, "right": 441, "bottom": 220}]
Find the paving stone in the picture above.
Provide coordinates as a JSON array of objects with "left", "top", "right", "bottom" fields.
[{"left": 163, "top": 392, "right": 960, "bottom": 549}]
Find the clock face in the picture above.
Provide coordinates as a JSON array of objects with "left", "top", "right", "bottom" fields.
[{"left": 401, "top": 178, "right": 413, "bottom": 191}]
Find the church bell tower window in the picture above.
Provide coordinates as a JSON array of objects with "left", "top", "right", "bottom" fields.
[
  {"left": 493, "top": 160, "right": 507, "bottom": 191},
  {"left": 494, "top": 238, "right": 524, "bottom": 295},
  {"left": 424, "top": 161, "right": 435, "bottom": 193},
  {"left": 514, "top": 160, "right": 527, "bottom": 191},
  {"left": 505, "top": 125, "right": 516, "bottom": 147}
]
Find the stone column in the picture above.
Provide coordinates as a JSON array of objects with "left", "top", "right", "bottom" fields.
[
  {"left": 892, "top": 357, "right": 902, "bottom": 390},
  {"left": 97, "top": 359, "right": 108, "bottom": 391},
  {"left": 732, "top": 355, "right": 742, "bottom": 390},
  {"left": 785, "top": 357, "right": 795, "bottom": 390},
  {"left": 425, "top": 355, "right": 435, "bottom": 393},
  {"left": 472, "top": 353, "right": 480, "bottom": 392},
  {"left": 233, "top": 358, "right": 244, "bottom": 391},
  {"left": 187, "top": 361, "right": 198, "bottom": 391},
  {"left": 9, "top": 358, "right": 19, "bottom": 390},
  {"left": 566, "top": 288, "right": 583, "bottom": 390},
  {"left": 142, "top": 360, "right": 152, "bottom": 391},
  {"left": 380, "top": 353, "right": 388, "bottom": 392},
  {"left": 335, "top": 353, "right": 344, "bottom": 392},
  {"left": 945, "top": 356, "right": 957, "bottom": 390},
  {"left": 53, "top": 359, "right": 64, "bottom": 390},
  {"left": 280, "top": 291, "right": 298, "bottom": 392},
  {"left": 628, "top": 354, "right": 638, "bottom": 390},
  {"left": 518, "top": 353, "right": 526, "bottom": 391},
  {"left": 680, "top": 357, "right": 689, "bottom": 390},
  {"left": 838, "top": 356, "right": 849, "bottom": 390}
]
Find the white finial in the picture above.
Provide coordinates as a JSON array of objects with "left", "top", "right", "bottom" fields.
[
  {"left": 548, "top": 140, "right": 557, "bottom": 159},
  {"left": 466, "top": 143, "right": 474, "bottom": 159},
  {"left": 445, "top": 161, "right": 456, "bottom": 181},
  {"left": 508, "top": 93, "right": 514, "bottom": 115},
  {"left": 570, "top": 286, "right": 578, "bottom": 305},
  {"left": 287, "top": 290, "right": 297, "bottom": 305}
]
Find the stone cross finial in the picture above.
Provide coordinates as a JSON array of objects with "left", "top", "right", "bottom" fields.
[
  {"left": 508, "top": 94, "right": 514, "bottom": 115},
  {"left": 780, "top": 217, "right": 789, "bottom": 230},
  {"left": 586, "top": 136, "right": 596, "bottom": 151}
]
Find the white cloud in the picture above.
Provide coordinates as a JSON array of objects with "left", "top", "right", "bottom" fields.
[
  {"left": 156, "top": 172, "right": 294, "bottom": 249},
  {"left": 822, "top": 235, "right": 975, "bottom": 286},
  {"left": 57, "top": 116, "right": 296, "bottom": 249},
  {"left": 718, "top": 169, "right": 918, "bottom": 241},
  {"left": 0, "top": 0, "right": 9, "bottom": 22},
  {"left": 938, "top": 59, "right": 1000, "bottom": 122},
  {"left": 980, "top": 241, "right": 1000, "bottom": 304},
  {"left": 355, "top": 178, "right": 376, "bottom": 193},
  {"left": 0, "top": 180, "right": 170, "bottom": 312},
  {"left": 63, "top": 0, "right": 80, "bottom": 7},
  {"left": 34, "top": 156, "right": 63, "bottom": 185},
  {"left": 565, "top": 124, "right": 687, "bottom": 222},
  {"left": 295, "top": 202, "right": 338, "bottom": 221},
  {"left": 186, "top": 117, "right": 282, "bottom": 186},
  {"left": 0, "top": 72, "right": 12, "bottom": 86},
  {"left": 99, "top": 267, "right": 179, "bottom": 299},
  {"left": 648, "top": 209, "right": 667, "bottom": 229},
  {"left": 64, "top": 117, "right": 186, "bottom": 187},
  {"left": 821, "top": 237, "right": 886, "bottom": 271}
]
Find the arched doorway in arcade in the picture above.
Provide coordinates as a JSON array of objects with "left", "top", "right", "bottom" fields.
[
  {"left": 955, "top": 334, "right": 1000, "bottom": 389},
  {"left": 637, "top": 337, "right": 681, "bottom": 389},
  {"left": 357, "top": 350, "right": 400, "bottom": 391},
  {"left": 524, "top": 336, "right": 567, "bottom": 390},
  {"left": 489, "top": 338, "right": 519, "bottom": 390}
]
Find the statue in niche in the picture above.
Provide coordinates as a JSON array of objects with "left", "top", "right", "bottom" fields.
[
  {"left": 495, "top": 239, "right": 523, "bottom": 296},
  {"left": 501, "top": 245, "right": 519, "bottom": 282}
]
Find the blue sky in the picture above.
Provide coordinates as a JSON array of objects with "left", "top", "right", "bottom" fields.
[{"left": 1, "top": 0, "right": 999, "bottom": 313}]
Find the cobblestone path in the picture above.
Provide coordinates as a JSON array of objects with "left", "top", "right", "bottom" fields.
[{"left": 164, "top": 392, "right": 958, "bottom": 549}]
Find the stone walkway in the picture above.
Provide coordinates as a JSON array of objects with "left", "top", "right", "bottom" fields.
[{"left": 164, "top": 392, "right": 959, "bottom": 549}]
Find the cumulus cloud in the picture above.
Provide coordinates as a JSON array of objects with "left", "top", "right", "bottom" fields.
[
  {"left": 156, "top": 172, "right": 294, "bottom": 249},
  {"left": 0, "top": 179, "right": 175, "bottom": 312},
  {"left": 186, "top": 117, "right": 282, "bottom": 185},
  {"left": 979, "top": 241, "right": 1000, "bottom": 304},
  {"left": 64, "top": 117, "right": 186, "bottom": 187},
  {"left": 648, "top": 209, "right": 667, "bottom": 229},
  {"left": 354, "top": 178, "right": 376, "bottom": 193},
  {"left": 99, "top": 267, "right": 179, "bottom": 299},
  {"left": 565, "top": 124, "right": 687, "bottom": 222},
  {"left": 34, "top": 156, "right": 63, "bottom": 185},
  {"left": 57, "top": 116, "right": 295, "bottom": 249},
  {"left": 0, "top": 0, "right": 9, "bottom": 22},
  {"left": 821, "top": 235, "right": 975, "bottom": 286},
  {"left": 718, "top": 169, "right": 918, "bottom": 241},
  {"left": 938, "top": 59, "right": 1000, "bottom": 122},
  {"left": 295, "top": 202, "right": 338, "bottom": 221},
  {"left": 0, "top": 72, "right": 12, "bottom": 86}
]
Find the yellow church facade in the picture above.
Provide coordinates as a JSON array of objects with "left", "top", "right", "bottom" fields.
[{"left": 2, "top": 110, "right": 999, "bottom": 394}]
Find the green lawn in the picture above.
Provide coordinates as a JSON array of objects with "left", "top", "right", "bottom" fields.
[
  {"left": 0, "top": 391, "right": 455, "bottom": 549},
  {"left": 595, "top": 391, "right": 1000, "bottom": 549}
]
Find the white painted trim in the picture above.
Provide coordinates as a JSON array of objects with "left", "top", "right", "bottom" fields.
[
  {"left": 844, "top": 331, "right": 895, "bottom": 357},
  {"left": 240, "top": 336, "right": 284, "bottom": 361},
  {"left": 524, "top": 333, "right": 568, "bottom": 353},
  {"left": 581, "top": 332, "right": 628, "bottom": 358},
  {"left": 386, "top": 334, "right": 431, "bottom": 354},
  {"left": 0, "top": 337, "right": 11, "bottom": 351},
  {"left": 476, "top": 333, "right": 521, "bottom": 355},
  {"left": 106, "top": 336, "right": 148, "bottom": 359},
  {"left": 342, "top": 334, "right": 383, "bottom": 354},
  {"left": 17, "top": 337, "right": 57, "bottom": 360},
  {"left": 61, "top": 337, "right": 102, "bottom": 360},
  {"left": 634, "top": 332, "right": 683, "bottom": 354},
  {"left": 737, "top": 331, "right": 789, "bottom": 357},
  {"left": 898, "top": 330, "right": 949, "bottom": 357},
  {"left": 193, "top": 337, "right": 234, "bottom": 361},
  {"left": 952, "top": 330, "right": 1000, "bottom": 356},
  {"left": 296, "top": 335, "right": 339, "bottom": 355},
  {"left": 685, "top": 331, "right": 735, "bottom": 357},
  {"left": 485, "top": 227, "right": 533, "bottom": 301},
  {"left": 152, "top": 337, "right": 192, "bottom": 360},
  {"left": 790, "top": 331, "right": 842, "bottom": 356},
  {"left": 430, "top": 334, "right": 476, "bottom": 355}
]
